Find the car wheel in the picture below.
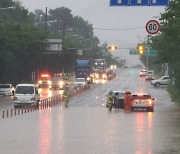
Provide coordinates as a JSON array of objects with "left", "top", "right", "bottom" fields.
[
  {"left": 155, "top": 82, "right": 160, "bottom": 87},
  {"left": 147, "top": 107, "right": 154, "bottom": 112}
]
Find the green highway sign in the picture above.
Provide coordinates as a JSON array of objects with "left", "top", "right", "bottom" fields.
[
  {"left": 145, "top": 49, "right": 157, "bottom": 56},
  {"left": 129, "top": 49, "right": 138, "bottom": 55},
  {"left": 129, "top": 48, "right": 157, "bottom": 56}
]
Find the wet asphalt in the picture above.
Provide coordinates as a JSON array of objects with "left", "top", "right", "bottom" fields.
[{"left": 0, "top": 68, "right": 180, "bottom": 154}]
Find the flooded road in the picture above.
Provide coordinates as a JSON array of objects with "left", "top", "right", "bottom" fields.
[{"left": 0, "top": 68, "right": 180, "bottom": 154}]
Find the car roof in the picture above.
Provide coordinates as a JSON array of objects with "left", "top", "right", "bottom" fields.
[
  {"left": 112, "top": 90, "right": 125, "bottom": 94},
  {"left": 16, "top": 84, "right": 35, "bottom": 87},
  {"left": 132, "top": 93, "right": 151, "bottom": 96}
]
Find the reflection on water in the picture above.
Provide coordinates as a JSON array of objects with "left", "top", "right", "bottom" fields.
[
  {"left": 38, "top": 110, "right": 52, "bottom": 154},
  {"left": 135, "top": 112, "right": 153, "bottom": 154},
  {"left": 48, "top": 90, "right": 52, "bottom": 97},
  {"left": 59, "top": 90, "right": 64, "bottom": 95}
]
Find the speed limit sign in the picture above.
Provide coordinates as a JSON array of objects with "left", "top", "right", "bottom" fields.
[{"left": 146, "top": 20, "right": 160, "bottom": 34}]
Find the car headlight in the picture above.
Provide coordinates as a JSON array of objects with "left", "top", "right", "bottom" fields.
[
  {"left": 59, "top": 81, "right": 64, "bottom": 85},
  {"left": 14, "top": 97, "right": 18, "bottom": 101},
  {"left": 48, "top": 80, "right": 52, "bottom": 85},
  {"left": 102, "top": 74, "right": 106, "bottom": 78},
  {"left": 87, "top": 77, "right": 90, "bottom": 81},
  {"left": 38, "top": 80, "right": 42, "bottom": 84}
]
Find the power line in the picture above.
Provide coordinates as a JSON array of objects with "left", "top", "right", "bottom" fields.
[{"left": 93, "top": 26, "right": 144, "bottom": 31}]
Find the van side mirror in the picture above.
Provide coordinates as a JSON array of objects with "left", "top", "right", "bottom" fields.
[{"left": 152, "top": 98, "right": 156, "bottom": 101}]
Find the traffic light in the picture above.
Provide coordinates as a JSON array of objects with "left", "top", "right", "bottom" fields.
[
  {"left": 137, "top": 44, "right": 145, "bottom": 55},
  {"left": 107, "top": 45, "right": 118, "bottom": 51}
]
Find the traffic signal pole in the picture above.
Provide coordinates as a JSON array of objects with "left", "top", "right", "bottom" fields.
[{"left": 146, "top": 34, "right": 150, "bottom": 71}]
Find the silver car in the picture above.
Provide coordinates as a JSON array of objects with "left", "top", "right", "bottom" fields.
[
  {"left": 0, "top": 84, "right": 14, "bottom": 96},
  {"left": 151, "top": 76, "right": 170, "bottom": 87}
]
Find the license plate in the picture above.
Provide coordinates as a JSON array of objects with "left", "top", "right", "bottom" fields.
[{"left": 136, "top": 101, "right": 143, "bottom": 104}]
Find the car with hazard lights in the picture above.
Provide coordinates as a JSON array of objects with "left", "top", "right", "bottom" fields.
[
  {"left": 110, "top": 65, "right": 117, "bottom": 70},
  {"left": 50, "top": 75, "right": 68, "bottom": 90},
  {"left": 74, "top": 78, "right": 87, "bottom": 89},
  {"left": 140, "top": 69, "right": 147, "bottom": 77},
  {"left": 37, "top": 74, "right": 51, "bottom": 88},
  {"left": 145, "top": 70, "right": 155, "bottom": 80},
  {"left": 54, "top": 73, "right": 69, "bottom": 81},
  {"left": 131, "top": 93, "right": 155, "bottom": 112}
]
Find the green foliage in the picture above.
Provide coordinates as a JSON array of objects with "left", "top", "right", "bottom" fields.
[
  {"left": 167, "top": 82, "right": 180, "bottom": 105},
  {"left": 150, "top": 0, "right": 180, "bottom": 104},
  {"left": 0, "top": 3, "right": 113, "bottom": 84}
]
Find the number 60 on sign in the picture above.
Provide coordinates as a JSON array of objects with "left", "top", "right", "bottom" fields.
[{"left": 146, "top": 20, "right": 160, "bottom": 34}]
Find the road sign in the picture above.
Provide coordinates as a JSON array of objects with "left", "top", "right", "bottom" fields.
[
  {"left": 110, "top": 0, "right": 169, "bottom": 6},
  {"left": 150, "top": 0, "right": 169, "bottom": 6},
  {"left": 145, "top": 49, "right": 157, "bottom": 56},
  {"left": 129, "top": 49, "right": 138, "bottom": 55},
  {"left": 146, "top": 20, "right": 160, "bottom": 34}
]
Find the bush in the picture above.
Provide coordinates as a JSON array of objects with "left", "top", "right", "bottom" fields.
[{"left": 167, "top": 82, "right": 180, "bottom": 105}]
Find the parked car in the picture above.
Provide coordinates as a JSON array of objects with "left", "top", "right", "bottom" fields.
[
  {"left": 146, "top": 70, "right": 155, "bottom": 80},
  {"left": 131, "top": 93, "right": 155, "bottom": 112},
  {"left": 14, "top": 84, "right": 40, "bottom": 108},
  {"left": 151, "top": 76, "right": 170, "bottom": 87},
  {"left": 0, "top": 84, "right": 14, "bottom": 96},
  {"left": 74, "top": 78, "right": 87, "bottom": 89},
  {"left": 140, "top": 69, "right": 147, "bottom": 77},
  {"left": 106, "top": 90, "right": 125, "bottom": 109}
]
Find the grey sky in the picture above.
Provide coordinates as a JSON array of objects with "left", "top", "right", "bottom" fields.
[{"left": 18, "top": 0, "right": 166, "bottom": 66}]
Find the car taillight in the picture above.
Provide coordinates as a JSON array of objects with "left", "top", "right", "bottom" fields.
[{"left": 148, "top": 99, "right": 152, "bottom": 105}]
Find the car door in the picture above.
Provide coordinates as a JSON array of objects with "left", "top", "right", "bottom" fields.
[{"left": 161, "top": 76, "right": 170, "bottom": 85}]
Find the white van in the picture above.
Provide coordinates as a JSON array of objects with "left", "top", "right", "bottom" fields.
[{"left": 14, "top": 84, "right": 40, "bottom": 108}]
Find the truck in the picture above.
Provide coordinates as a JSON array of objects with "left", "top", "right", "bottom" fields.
[
  {"left": 94, "top": 59, "right": 106, "bottom": 71},
  {"left": 75, "top": 59, "right": 93, "bottom": 83},
  {"left": 93, "top": 59, "right": 107, "bottom": 80}
]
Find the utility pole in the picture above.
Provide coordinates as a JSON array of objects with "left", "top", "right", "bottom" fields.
[
  {"left": 45, "top": 7, "right": 47, "bottom": 32},
  {"left": 146, "top": 34, "right": 150, "bottom": 71}
]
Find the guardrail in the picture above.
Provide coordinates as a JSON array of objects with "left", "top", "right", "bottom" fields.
[{"left": 1, "top": 85, "right": 90, "bottom": 119}]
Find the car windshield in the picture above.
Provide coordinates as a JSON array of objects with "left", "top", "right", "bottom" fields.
[
  {"left": 0, "top": 85, "right": 10, "bottom": 88},
  {"left": 15, "top": 86, "right": 34, "bottom": 94},
  {"left": 132, "top": 94, "right": 151, "bottom": 99},
  {"left": 39, "top": 77, "right": 51, "bottom": 80},
  {"left": 76, "top": 78, "right": 85, "bottom": 82},
  {"left": 148, "top": 71, "right": 154, "bottom": 75},
  {"left": 113, "top": 92, "right": 124, "bottom": 97},
  {"left": 52, "top": 76, "right": 63, "bottom": 81},
  {"left": 141, "top": 70, "right": 147, "bottom": 73}
]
